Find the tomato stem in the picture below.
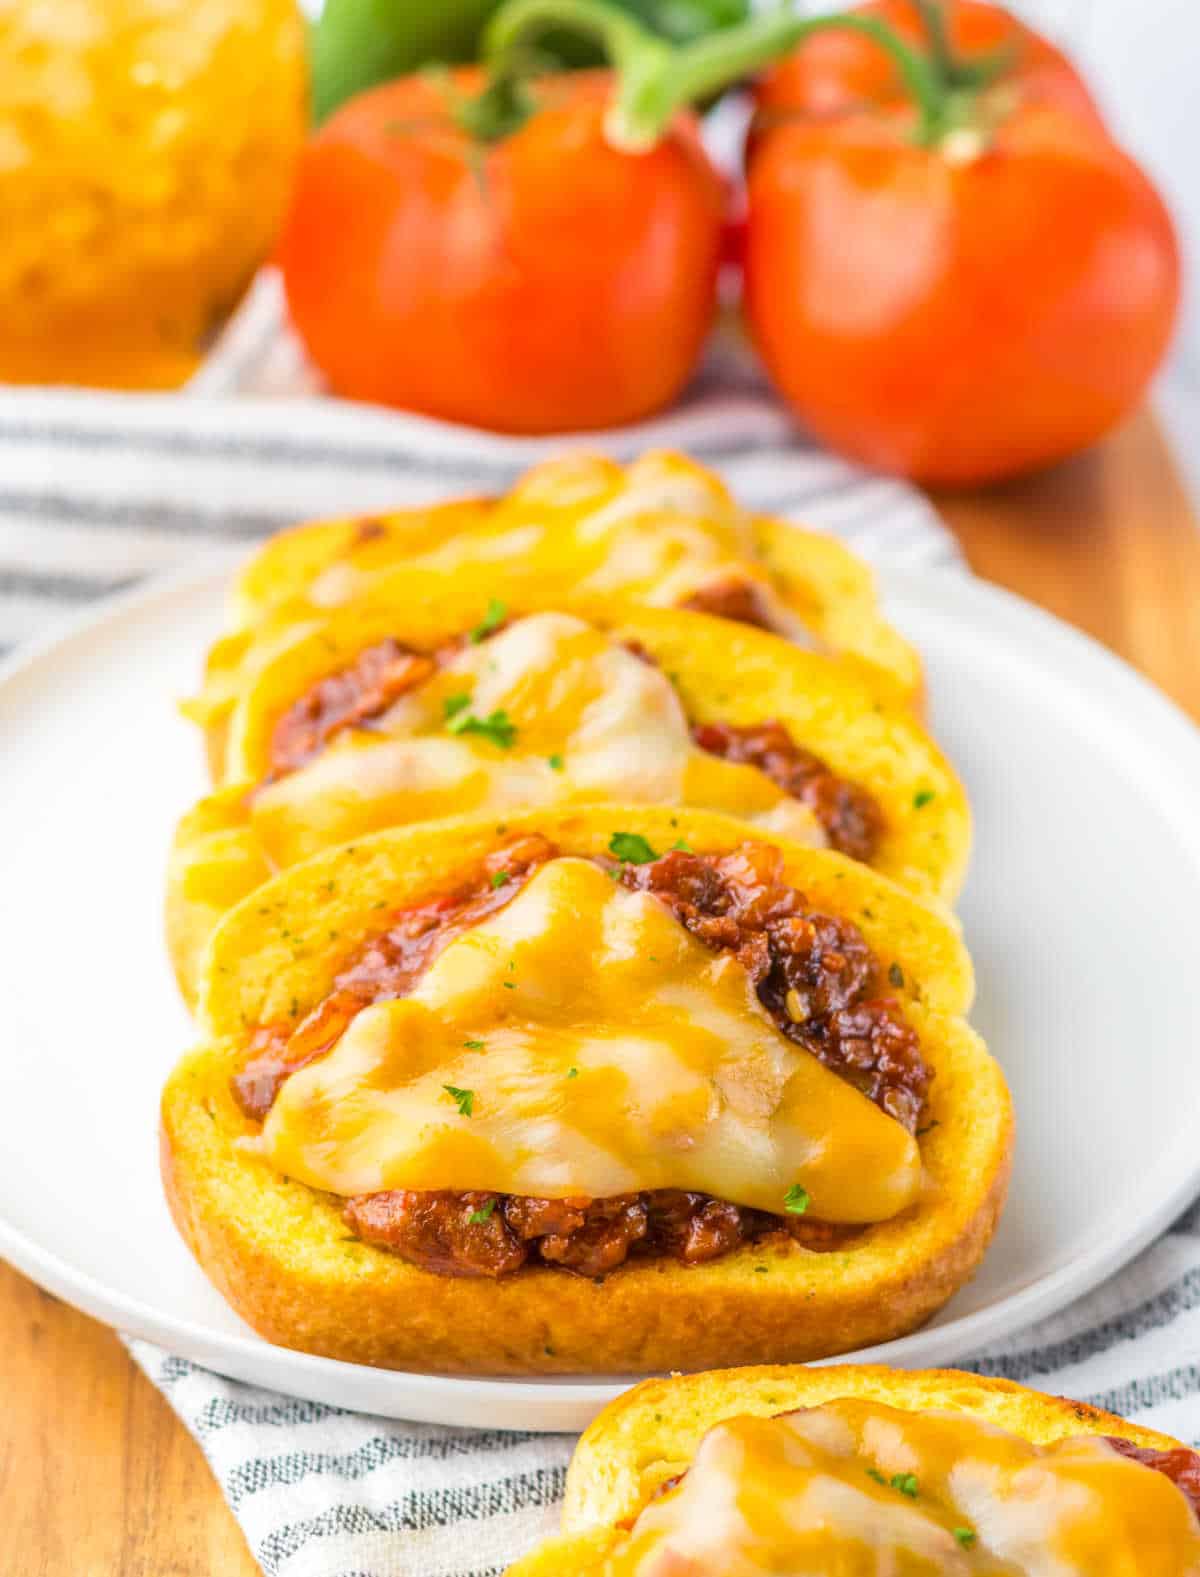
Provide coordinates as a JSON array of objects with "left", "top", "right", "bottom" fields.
[
  {"left": 486, "top": 0, "right": 948, "bottom": 148},
  {"left": 910, "top": 0, "right": 1017, "bottom": 95}
]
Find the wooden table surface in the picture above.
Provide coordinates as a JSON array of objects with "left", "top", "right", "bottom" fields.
[{"left": 2, "top": 406, "right": 1197, "bottom": 1576}]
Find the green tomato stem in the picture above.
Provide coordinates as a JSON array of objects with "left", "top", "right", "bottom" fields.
[{"left": 485, "top": 0, "right": 949, "bottom": 148}]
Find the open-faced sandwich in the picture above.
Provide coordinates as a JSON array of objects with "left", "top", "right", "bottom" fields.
[
  {"left": 186, "top": 450, "right": 922, "bottom": 762},
  {"left": 167, "top": 594, "right": 967, "bottom": 1005},
  {"left": 506, "top": 1364, "right": 1200, "bottom": 1573},
  {"left": 161, "top": 807, "right": 1010, "bottom": 1374}
]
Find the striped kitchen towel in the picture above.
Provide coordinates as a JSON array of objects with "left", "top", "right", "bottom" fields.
[
  {"left": 3, "top": 303, "right": 1197, "bottom": 1577},
  {"left": 126, "top": 1196, "right": 1200, "bottom": 1576},
  {"left": 0, "top": 285, "right": 957, "bottom": 657}
]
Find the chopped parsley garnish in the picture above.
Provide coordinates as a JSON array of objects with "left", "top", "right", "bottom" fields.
[
  {"left": 463, "top": 1039, "right": 485, "bottom": 1050},
  {"left": 443, "top": 1084, "right": 474, "bottom": 1117},
  {"left": 469, "top": 598, "right": 507, "bottom": 643},
  {"left": 490, "top": 870, "right": 511, "bottom": 889},
  {"left": 502, "top": 980, "right": 516, "bottom": 990},
  {"left": 443, "top": 691, "right": 471, "bottom": 721},
  {"left": 913, "top": 789, "right": 935, "bottom": 809},
  {"left": 447, "top": 706, "right": 518, "bottom": 748},
  {"left": 866, "top": 1468, "right": 887, "bottom": 1485},
  {"left": 888, "top": 962, "right": 905, "bottom": 988},
  {"left": 784, "top": 1183, "right": 810, "bottom": 1215},
  {"left": 891, "top": 1473, "right": 919, "bottom": 1498},
  {"left": 567, "top": 1067, "right": 579, "bottom": 1079},
  {"left": 670, "top": 837, "right": 692, "bottom": 852},
  {"left": 953, "top": 1528, "right": 977, "bottom": 1548},
  {"left": 467, "top": 1198, "right": 496, "bottom": 1224},
  {"left": 609, "top": 831, "right": 658, "bottom": 865},
  {"left": 547, "top": 753, "right": 565, "bottom": 771}
]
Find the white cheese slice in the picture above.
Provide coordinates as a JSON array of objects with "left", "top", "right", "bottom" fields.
[
  {"left": 250, "top": 612, "right": 823, "bottom": 868},
  {"left": 613, "top": 1400, "right": 1200, "bottom": 1576},
  {"left": 256, "top": 857, "right": 919, "bottom": 1222}
]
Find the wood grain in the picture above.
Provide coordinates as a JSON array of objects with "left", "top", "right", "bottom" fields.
[
  {"left": 935, "top": 408, "right": 1200, "bottom": 720},
  {"left": 0, "top": 405, "right": 1194, "bottom": 1574},
  {"left": 0, "top": 1261, "right": 259, "bottom": 1576}
]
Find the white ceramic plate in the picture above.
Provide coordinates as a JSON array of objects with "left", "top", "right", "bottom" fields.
[{"left": 2, "top": 557, "right": 1200, "bottom": 1432}]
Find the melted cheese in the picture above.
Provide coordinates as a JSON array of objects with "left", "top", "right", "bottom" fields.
[
  {"left": 250, "top": 613, "right": 823, "bottom": 868},
  {"left": 256, "top": 858, "right": 920, "bottom": 1221},
  {"left": 612, "top": 1401, "right": 1200, "bottom": 1576},
  {"left": 302, "top": 455, "right": 815, "bottom": 644}
]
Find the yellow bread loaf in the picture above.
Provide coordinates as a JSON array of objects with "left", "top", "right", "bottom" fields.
[
  {"left": 162, "top": 806, "right": 1009, "bottom": 1375},
  {"left": 166, "top": 601, "right": 965, "bottom": 1007},
  {"left": 184, "top": 451, "right": 921, "bottom": 762},
  {"left": 505, "top": 1364, "right": 1195, "bottom": 1573}
]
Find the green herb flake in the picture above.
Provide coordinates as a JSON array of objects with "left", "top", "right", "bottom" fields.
[
  {"left": 567, "top": 1067, "right": 579, "bottom": 1079},
  {"left": 447, "top": 706, "right": 517, "bottom": 748},
  {"left": 443, "top": 1084, "right": 474, "bottom": 1117},
  {"left": 469, "top": 597, "right": 507, "bottom": 644},
  {"left": 888, "top": 962, "right": 905, "bottom": 989},
  {"left": 467, "top": 1198, "right": 496, "bottom": 1224},
  {"left": 953, "top": 1528, "right": 977, "bottom": 1549},
  {"left": 891, "top": 1473, "right": 919, "bottom": 1498},
  {"left": 913, "top": 789, "right": 935, "bottom": 809},
  {"left": 547, "top": 753, "right": 565, "bottom": 771},
  {"left": 490, "top": 870, "right": 511, "bottom": 889},
  {"left": 503, "top": 980, "right": 516, "bottom": 990},
  {"left": 671, "top": 838, "right": 692, "bottom": 852},
  {"left": 609, "top": 831, "right": 658, "bottom": 865},
  {"left": 754, "top": 1265, "right": 769, "bottom": 1274},
  {"left": 866, "top": 1468, "right": 887, "bottom": 1485},
  {"left": 916, "top": 1119, "right": 940, "bottom": 1138},
  {"left": 784, "top": 1183, "right": 810, "bottom": 1216},
  {"left": 463, "top": 1039, "right": 485, "bottom": 1051},
  {"left": 443, "top": 691, "right": 471, "bottom": 721}
]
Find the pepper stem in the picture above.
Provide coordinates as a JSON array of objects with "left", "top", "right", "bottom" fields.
[{"left": 485, "top": 0, "right": 948, "bottom": 149}]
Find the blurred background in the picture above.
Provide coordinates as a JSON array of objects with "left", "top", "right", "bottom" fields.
[
  {"left": 299, "top": 0, "right": 1200, "bottom": 469},
  {"left": 889, "top": 0, "right": 1200, "bottom": 489},
  {"left": 2, "top": 0, "right": 1195, "bottom": 490}
]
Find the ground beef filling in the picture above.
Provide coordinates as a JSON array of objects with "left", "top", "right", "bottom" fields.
[
  {"left": 265, "top": 632, "right": 882, "bottom": 860},
  {"left": 235, "top": 840, "right": 926, "bottom": 1279},
  {"left": 232, "top": 835, "right": 556, "bottom": 1121},
  {"left": 680, "top": 576, "right": 778, "bottom": 631},
  {"left": 693, "top": 720, "right": 882, "bottom": 862},
  {"left": 346, "top": 1189, "right": 855, "bottom": 1281},
  {"left": 266, "top": 637, "right": 439, "bottom": 779}
]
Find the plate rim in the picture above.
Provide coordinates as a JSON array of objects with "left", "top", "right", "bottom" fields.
[{"left": 3, "top": 556, "right": 1200, "bottom": 1428}]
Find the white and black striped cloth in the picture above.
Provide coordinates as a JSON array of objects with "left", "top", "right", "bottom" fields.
[{"left": 4, "top": 279, "right": 1197, "bottom": 1575}]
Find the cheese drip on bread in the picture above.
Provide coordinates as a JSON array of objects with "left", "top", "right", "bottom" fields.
[
  {"left": 302, "top": 454, "right": 813, "bottom": 643},
  {"left": 614, "top": 1400, "right": 1200, "bottom": 1575},
  {"left": 249, "top": 612, "right": 823, "bottom": 867},
  {"left": 255, "top": 857, "right": 920, "bottom": 1222}
]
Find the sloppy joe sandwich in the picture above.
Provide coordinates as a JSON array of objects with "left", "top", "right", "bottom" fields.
[
  {"left": 167, "top": 598, "right": 965, "bottom": 1006},
  {"left": 161, "top": 807, "right": 1010, "bottom": 1374},
  {"left": 186, "top": 450, "right": 921, "bottom": 765},
  {"left": 506, "top": 1364, "right": 1200, "bottom": 1574}
]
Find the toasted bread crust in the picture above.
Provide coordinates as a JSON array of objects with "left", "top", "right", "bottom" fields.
[
  {"left": 504, "top": 1364, "right": 1188, "bottom": 1573},
  {"left": 162, "top": 807, "right": 1009, "bottom": 1376}
]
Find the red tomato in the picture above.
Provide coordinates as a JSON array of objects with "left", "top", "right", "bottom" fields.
[
  {"left": 755, "top": 0, "right": 1103, "bottom": 130},
  {"left": 744, "top": 96, "right": 1179, "bottom": 484},
  {"left": 278, "top": 69, "right": 725, "bottom": 433}
]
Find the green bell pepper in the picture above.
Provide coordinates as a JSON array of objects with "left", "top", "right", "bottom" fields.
[{"left": 310, "top": 0, "right": 751, "bottom": 123}]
